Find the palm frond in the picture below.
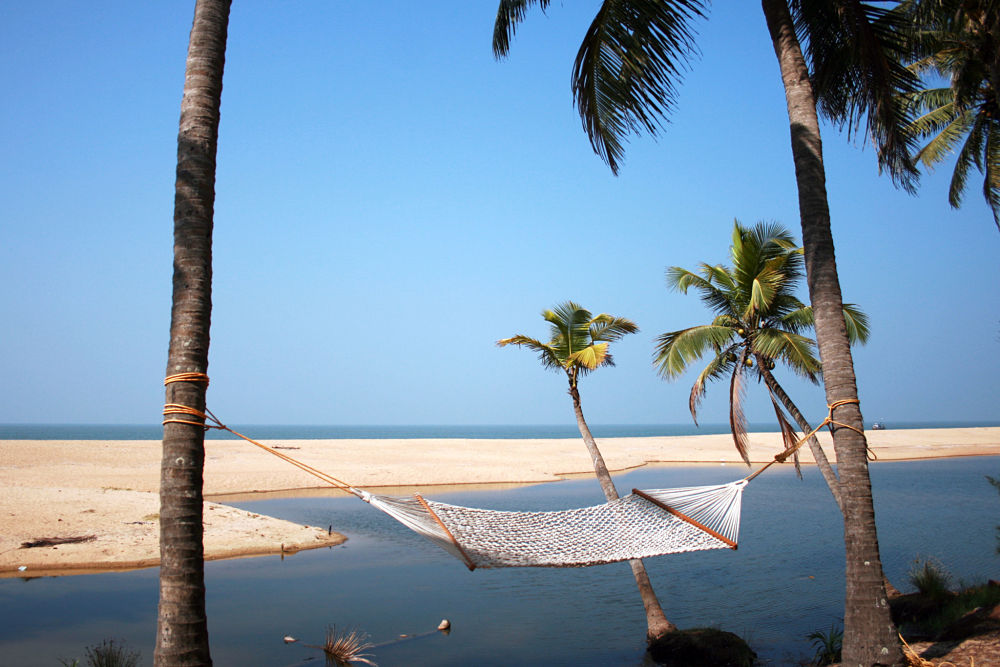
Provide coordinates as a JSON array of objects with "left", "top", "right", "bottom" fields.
[
  {"left": 753, "top": 329, "right": 821, "bottom": 382},
  {"left": 492, "top": 0, "right": 550, "bottom": 58},
  {"left": 589, "top": 314, "right": 640, "bottom": 342},
  {"left": 687, "top": 350, "right": 732, "bottom": 425},
  {"left": 496, "top": 334, "right": 563, "bottom": 371},
  {"left": 986, "top": 117, "right": 1000, "bottom": 228},
  {"left": 948, "top": 112, "right": 987, "bottom": 207},
  {"left": 747, "top": 266, "right": 785, "bottom": 319},
  {"left": 568, "top": 341, "right": 609, "bottom": 371},
  {"left": 728, "top": 354, "right": 751, "bottom": 466},
  {"left": 913, "top": 105, "right": 977, "bottom": 167},
  {"left": 794, "top": 0, "right": 922, "bottom": 190},
  {"left": 571, "top": 0, "right": 708, "bottom": 174},
  {"left": 666, "top": 265, "right": 712, "bottom": 293},
  {"left": 653, "top": 324, "right": 734, "bottom": 379},
  {"left": 841, "top": 303, "right": 871, "bottom": 344},
  {"left": 770, "top": 392, "right": 802, "bottom": 478}
]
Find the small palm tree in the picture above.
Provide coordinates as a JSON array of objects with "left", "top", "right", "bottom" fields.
[
  {"left": 653, "top": 221, "right": 870, "bottom": 509},
  {"left": 498, "top": 302, "right": 675, "bottom": 642}
]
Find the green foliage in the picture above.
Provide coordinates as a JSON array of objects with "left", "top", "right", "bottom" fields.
[
  {"left": 806, "top": 623, "right": 843, "bottom": 666},
  {"left": 895, "top": 579, "right": 1000, "bottom": 638},
  {"left": 493, "top": 0, "right": 709, "bottom": 175},
  {"left": 59, "top": 639, "right": 140, "bottom": 667},
  {"left": 653, "top": 220, "right": 869, "bottom": 462},
  {"left": 498, "top": 301, "right": 638, "bottom": 387},
  {"left": 895, "top": 0, "right": 1000, "bottom": 227},
  {"left": 909, "top": 557, "right": 953, "bottom": 601}
]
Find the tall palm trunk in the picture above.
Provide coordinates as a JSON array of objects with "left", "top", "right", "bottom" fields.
[
  {"left": 156, "top": 1, "right": 231, "bottom": 665},
  {"left": 568, "top": 380, "right": 676, "bottom": 642},
  {"left": 761, "top": 1, "right": 902, "bottom": 664}
]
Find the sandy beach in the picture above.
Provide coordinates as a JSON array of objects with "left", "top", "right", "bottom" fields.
[{"left": 2, "top": 426, "right": 998, "bottom": 577}]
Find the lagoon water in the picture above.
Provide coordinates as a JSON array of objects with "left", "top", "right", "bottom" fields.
[{"left": 1, "top": 453, "right": 998, "bottom": 665}]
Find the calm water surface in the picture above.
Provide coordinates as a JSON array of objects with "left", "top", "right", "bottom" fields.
[{"left": 1, "top": 457, "right": 998, "bottom": 666}]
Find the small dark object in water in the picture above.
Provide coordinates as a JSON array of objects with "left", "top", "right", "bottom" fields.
[
  {"left": 20, "top": 535, "right": 96, "bottom": 549},
  {"left": 647, "top": 628, "right": 756, "bottom": 666}
]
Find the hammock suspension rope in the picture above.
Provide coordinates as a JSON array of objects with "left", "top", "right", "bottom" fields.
[{"left": 162, "top": 373, "right": 861, "bottom": 570}]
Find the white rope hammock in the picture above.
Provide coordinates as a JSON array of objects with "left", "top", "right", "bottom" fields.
[
  {"left": 162, "top": 377, "right": 858, "bottom": 572},
  {"left": 356, "top": 480, "right": 748, "bottom": 570}
]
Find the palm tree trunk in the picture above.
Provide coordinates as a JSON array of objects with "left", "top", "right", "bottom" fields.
[
  {"left": 156, "top": 1, "right": 230, "bottom": 665},
  {"left": 760, "top": 1, "right": 903, "bottom": 664},
  {"left": 568, "top": 382, "right": 676, "bottom": 642}
]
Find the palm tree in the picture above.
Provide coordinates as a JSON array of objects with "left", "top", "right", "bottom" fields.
[
  {"left": 895, "top": 0, "right": 1000, "bottom": 227},
  {"left": 494, "top": 2, "right": 909, "bottom": 663},
  {"left": 156, "top": 1, "right": 231, "bottom": 665},
  {"left": 497, "top": 302, "right": 675, "bottom": 643},
  {"left": 653, "top": 220, "right": 871, "bottom": 512}
]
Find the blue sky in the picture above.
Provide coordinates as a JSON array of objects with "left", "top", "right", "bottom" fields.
[{"left": 1, "top": 2, "right": 997, "bottom": 428}]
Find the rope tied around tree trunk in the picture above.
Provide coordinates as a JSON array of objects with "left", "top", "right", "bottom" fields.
[
  {"left": 743, "top": 398, "right": 866, "bottom": 482},
  {"left": 162, "top": 373, "right": 359, "bottom": 496}
]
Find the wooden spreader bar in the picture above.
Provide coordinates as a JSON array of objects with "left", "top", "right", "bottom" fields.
[{"left": 632, "top": 488, "right": 738, "bottom": 550}]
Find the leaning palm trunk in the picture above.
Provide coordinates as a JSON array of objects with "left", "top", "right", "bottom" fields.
[
  {"left": 756, "top": 359, "right": 842, "bottom": 511},
  {"left": 569, "top": 383, "right": 676, "bottom": 641},
  {"left": 761, "top": 1, "right": 902, "bottom": 664},
  {"left": 156, "top": 1, "right": 231, "bottom": 665},
  {"left": 757, "top": 360, "right": 901, "bottom": 598}
]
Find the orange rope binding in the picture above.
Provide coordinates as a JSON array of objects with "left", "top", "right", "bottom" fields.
[
  {"left": 743, "top": 399, "right": 865, "bottom": 482},
  {"left": 161, "top": 374, "right": 361, "bottom": 497}
]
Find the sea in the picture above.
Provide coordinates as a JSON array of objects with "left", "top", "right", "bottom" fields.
[
  {"left": 1, "top": 420, "right": 996, "bottom": 440},
  {"left": 1, "top": 422, "right": 999, "bottom": 666}
]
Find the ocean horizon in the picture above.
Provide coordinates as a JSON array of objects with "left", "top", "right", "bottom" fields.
[{"left": 1, "top": 420, "right": 997, "bottom": 440}]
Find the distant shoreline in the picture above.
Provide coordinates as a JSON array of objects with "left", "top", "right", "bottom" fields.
[
  {"left": 2, "top": 420, "right": 997, "bottom": 440},
  {"left": 3, "top": 426, "right": 999, "bottom": 578}
]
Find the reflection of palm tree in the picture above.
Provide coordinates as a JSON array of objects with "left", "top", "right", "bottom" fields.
[
  {"left": 897, "top": 0, "right": 1000, "bottom": 227},
  {"left": 157, "top": 1, "right": 231, "bottom": 665},
  {"left": 653, "top": 220, "right": 870, "bottom": 511},
  {"left": 498, "top": 302, "right": 675, "bottom": 642},
  {"left": 493, "top": 3, "right": 907, "bottom": 661}
]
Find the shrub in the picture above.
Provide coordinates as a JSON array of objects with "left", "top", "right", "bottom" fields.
[
  {"left": 806, "top": 623, "right": 842, "bottom": 666},
  {"left": 909, "top": 558, "right": 953, "bottom": 602}
]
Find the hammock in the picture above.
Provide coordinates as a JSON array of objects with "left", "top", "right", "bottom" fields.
[
  {"left": 163, "top": 375, "right": 859, "bottom": 571},
  {"left": 357, "top": 481, "right": 747, "bottom": 570}
]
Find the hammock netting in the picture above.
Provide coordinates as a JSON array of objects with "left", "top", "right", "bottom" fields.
[{"left": 357, "top": 479, "right": 747, "bottom": 569}]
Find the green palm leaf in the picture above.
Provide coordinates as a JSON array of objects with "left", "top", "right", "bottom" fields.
[
  {"left": 896, "top": 0, "right": 1000, "bottom": 227},
  {"left": 570, "top": 0, "right": 708, "bottom": 174},
  {"left": 687, "top": 349, "right": 733, "bottom": 426},
  {"left": 493, "top": 0, "right": 707, "bottom": 175},
  {"left": 653, "top": 324, "right": 733, "bottom": 379},
  {"left": 492, "top": 0, "right": 547, "bottom": 58},
  {"left": 842, "top": 303, "right": 871, "bottom": 344},
  {"left": 753, "top": 329, "right": 821, "bottom": 382},
  {"left": 501, "top": 301, "right": 637, "bottom": 382},
  {"left": 496, "top": 334, "right": 563, "bottom": 371}
]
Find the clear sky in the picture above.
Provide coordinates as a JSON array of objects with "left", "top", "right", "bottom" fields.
[{"left": 2, "top": 2, "right": 997, "bottom": 428}]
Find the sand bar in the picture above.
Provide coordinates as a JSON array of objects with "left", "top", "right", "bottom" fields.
[{"left": 2, "top": 427, "right": 998, "bottom": 577}]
